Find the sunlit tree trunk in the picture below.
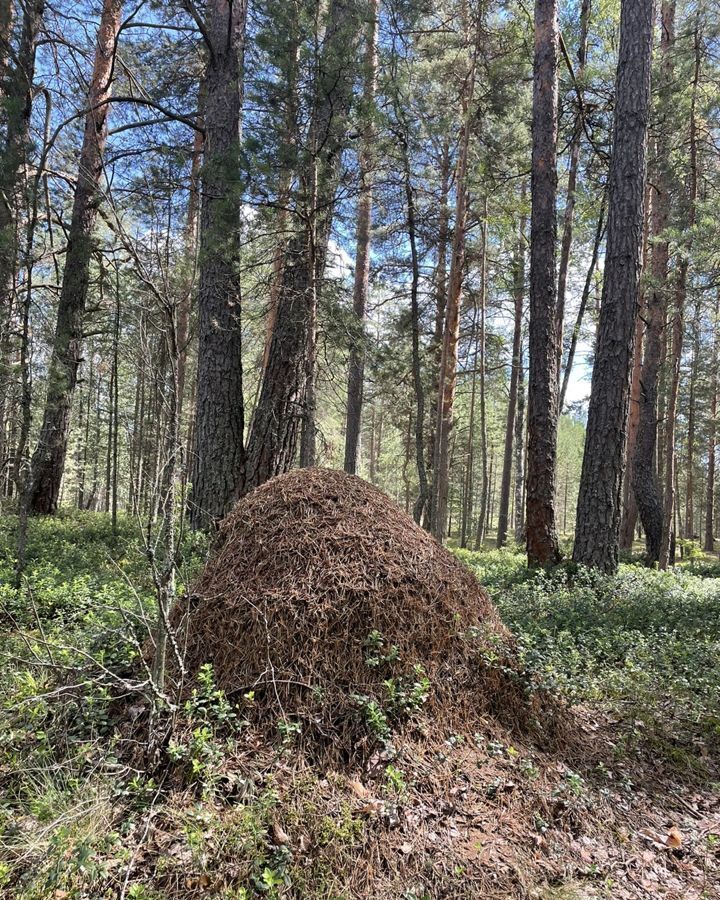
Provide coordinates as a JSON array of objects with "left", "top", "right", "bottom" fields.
[
  {"left": 660, "top": 20, "right": 699, "bottom": 567},
  {"left": 705, "top": 295, "right": 719, "bottom": 553},
  {"left": 344, "top": 0, "right": 378, "bottom": 474},
  {"left": 176, "top": 96, "right": 204, "bottom": 424},
  {"left": 685, "top": 303, "right": 700, "bottom": 539},
  {"left": 474, "top": 202, "right": 490, "bottom": 548},
  {"left": 0, "top": 0, "right": 44, "bottom": 500},
  {"left": 558, "top": 197, "right": 605, "bottom": 413},
  {"left": 633, "top": 1, "right": 674, "bottom": 565},
  {"left": 432, "top": 11, "right": 480, "bottom": 543},
  {"left": 426, "top": 141, "right": 451, "bottom": 530},
  {"left": 396, "top": 122, "right": 428, "bottom": 524},
  {"left": 514, "top": 348, "right": 526, "bottom": 544},
  {"left": 526, "top": 0, "right": 561, "bottom": 565},
  {"left": 573, "top": 0, "right": 654, "bottom": 573},
  {"left": 620, "top": 184, "right": 651, "bottom": 549},
  {"left": 497, "top": 198, "right": 526, "bottom": 548},
  {"left": 556, "top": 0, "right": 591, "bottom": 392},
  {"left": 262, "top": 2, "right": 300, "bottom": 374},
  {"left": 28, "top": 0, "right": 122, "bottom": 514},
  {"left": 189, "top": 0, "right": 247, "bottom": 529},
  {"left": 246, "top": 0, "right": 358, "bottom": 491}
]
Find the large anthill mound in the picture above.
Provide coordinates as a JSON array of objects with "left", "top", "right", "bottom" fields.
[{"left": 171, "top": 468, "right": 543, "bottom": 757}]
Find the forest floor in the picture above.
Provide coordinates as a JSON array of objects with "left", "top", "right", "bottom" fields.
[{"left": 0, "top": 513, "right": 718, "bottom": 898}]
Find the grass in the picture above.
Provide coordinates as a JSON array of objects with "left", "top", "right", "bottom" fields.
[{"left": 0, "top": 512, "right": 718, "bottom": 897}]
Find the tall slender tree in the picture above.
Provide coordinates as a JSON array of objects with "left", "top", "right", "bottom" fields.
[
  {"left": 497, "top": 199, "right": 526, "bottom": 547},
  {"left": 245, "top": 0, "right": 359, "bottom": 491},
  {"left": 0, "top": 0, "right": 45, "bottom": 497},
  {"left": 573, "top": 0, "right": 655, "bottom": 572},
  {"left": 526, "top": 0, "right": 561, "bottom": 565},
  {"left": 556, "top": 0, "right": 591, "bottom": 394},
  {"left": 28, "top": 0, "right": 122, "bottom": 514},
  {"left": 633, "top": 1, "right": 674, "bottom": 564},
  {"left": 344, "top": 0, "right": 378, "bottom": 475},
  {"left": 189, "top": 0, "right": 248, "bottom": 529},
  {"left": 432, "top": 6, "right": 481, "bottom": 543},
  {"left": 659, "top": 17, "right": 700, "bottom": 566},
  {"left": 705, "top": 295, "right": 720, "bottom": 552}
]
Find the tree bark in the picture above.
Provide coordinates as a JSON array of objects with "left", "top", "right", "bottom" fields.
[
  {"left": 497, "top": 199, "right": 526, "bottom": 547},
  {"left": 426, "top": 141, "right": 451, "bottom": 529},
  {"left": 526, "top": 0, "right": 561, "bottom": 565},
  {"left": 659, "top": 19, "right": 699, "bottom": 565},
  {"left": 176, "top": 94, "right": 205, "bottom": 424},
  {"left": 659, "top": 275, "right": 683, "bottom": 568},
  {"left": 28, "top": 0, "right": 121, "bottom": 515},
  {"left": 685, "top": 302, "right": 699, "bottom": 538},
  {"left": 705, "top": 295, "right": 719, "bottom": 553},
  {"left": 556, "top": 0, "right": 591, "bottom": 393},
  {"left": 245, "top": 0, "right": 358, "bottom": 491},
  {"left": 189, "top": 0, "right": 247, "bottom": 529},
  {"left": 262, "top": 3, "right": 300, "bottom": 374},
  {"left": 344, "top": 0, "right": 378, "bottom": 474},
  {"left": 474, "top": 203, "right": 489, "bottom": 548},
  {"left": 619, "top": 184, "right": 651, "bottom": 549},
  {"left": 432, "top": 11, "right": 481, "bottom": 543},
  {"left": 0, "top": 0, "right": 44, "bottom": 498},
  {"left": 573, "top": 0, "right": 654, "bottom": 573},
  {"left": 461, "top": 301, "right": 478, "bottom": 549},
  {"left": 558, "top": 196, "right": 605, "bottom": 413},
  {"left": 514, "top": 346, "right": 526, "bottom": 544},
  {"left": 397, "top": 127, "right": 429, "bottom": 525},
  {"left": 633, "top": 1, "right": 674, "bottom": 565}
]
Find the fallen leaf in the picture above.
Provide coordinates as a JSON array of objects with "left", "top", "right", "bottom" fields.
[
  {"left": 271, "top": 821, "right": 291, "bottom": 845},
  {"left": 666, "top": 827, "right": 683, "bottom": 849},
  {"left": 349, "top": 779, "right": 369, "bottom": 799},
  {"left": 360, "top": 799, "right": 384, "bottom": 816}
]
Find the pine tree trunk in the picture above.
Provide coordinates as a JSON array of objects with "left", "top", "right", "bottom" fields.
[
  {"left": 659, "top": 276, "right": 683, "bottom": 568},
  {"left": 572, "top": 0, "right": 654, "bottom": 573},
  {"left": 558, "top": 196, "right": 605, "bottom": 413},
  {"left": 660, "top": 23, "right": 699, "bottom": 565},
  {"left": 514, "top": 347, "right": 526, "bottom": 544},
  {"left": 262, "top": 6, "right": 300, "bottom": 374},
  {"left": 0, "top": 0, "right": 13, "bottom": 89},
  {"left": 0, "top": 0, "right": 44, "bottom": 499},
  {"left": 685, "top": 302, "right": 700, "bottom": 538},
  {"left": 397, "top": 128, "right": 429, "bottom": 525},
  {"left": 556, "top": 0, "right": 591, "bottom": 391},
  {"left": 246, "top": 0, "right": 357, "bottom": 491},
  {"left": 426, "top": 141, "right": 451, "bottom": 529},
  {"left": 189, "top": 0, "right": 248, "bottom": 529},
  {"left": 497, "top": 198, "right": 526, "bottom": 547},
  {"left": 619, "top": 184, "right": 651, "bottom": 549},
  {"left": 705, "top": 295, "right": 719, "bottom": 553},
  {"left": 432, "top": 13, "right": 480, "bottom": 543},
  {"left": 176, "top": 97, "right": 204, "bottom": 423},
  {"left": 526, "top": 0, "right": 561, "bottom": 565},
  {"left": 475, "top": 202, "right": 489, "bottom": 548},
  {"left": 633, "top": 1, "right": 675, "bottom": 565},
  {"left": 28, "top": 0, "right": 122, "bottom": 514},
  {"left": 461, "top": 302, "right": 478, "bottom": 549},
  {"left": 344, "top": 0, "right": 378, "bottom": 474}
]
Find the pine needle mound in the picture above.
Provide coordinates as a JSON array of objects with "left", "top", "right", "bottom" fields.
[{"left": 172, "top": 467, "right": 540, "bottom": 758}]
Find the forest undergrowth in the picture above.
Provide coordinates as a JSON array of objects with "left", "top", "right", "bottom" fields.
[{"left": 0, "top": 513, "right": 718, "bottom": 899}]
